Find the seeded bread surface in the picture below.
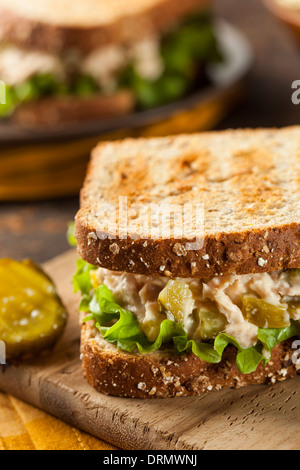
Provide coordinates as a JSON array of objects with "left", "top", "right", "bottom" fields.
[{"left": 81, "top": 321, "right": 299, "bottom": 398}]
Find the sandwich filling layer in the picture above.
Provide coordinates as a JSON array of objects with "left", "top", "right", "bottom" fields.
[
  {"left": 91, "top": 267, "right": 300, "bottom": 347},
  {"left": 0, "top": 12, "right": 222, "bottom": 118},
  {"left": 74, "top": 259, "right": 300, "bottom": 374}
]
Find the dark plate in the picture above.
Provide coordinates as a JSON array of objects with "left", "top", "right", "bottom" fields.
[{"left": 0, "top": 20, "right": 253, "bottom": 146}]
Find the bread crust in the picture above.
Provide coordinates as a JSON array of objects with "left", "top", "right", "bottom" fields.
[
  {"left": 0, "top": 0, "right": 210, "bottom": 54},
  {"left": 75, "top": 126, "right": 300, "bottom": 278},
  {"left": 81, "top": 322, "right": 299, "bottom": 398},
  {"left": 11, "top": 91, "right": 135, "bottom": 127},
  {"left": 76, "top": 220, "right": 300, "bottom": 278}
]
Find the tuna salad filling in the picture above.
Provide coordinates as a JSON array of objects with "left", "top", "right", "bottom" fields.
[
  {"left": 0, "top": 12, "right": 222, "bottom": 118},
  {"left": 73, "top": 258, "right": 300, "bottom": 375}
]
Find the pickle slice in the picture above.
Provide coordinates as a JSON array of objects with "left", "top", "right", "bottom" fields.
[
  {"left": 158, "top": 280, "right": 194, "bottom": 323},
  {"left": 242, "top": 296, "right": 290, "bottom": 328},
  {"left": 194, "top": 309, "right": 227, "bottom": 341},
  {"left": 0, "top": 259, "right": 67, "bottom": 359},
  {"left": 286, "top": 269, "right": 300, "bottom": 281}
]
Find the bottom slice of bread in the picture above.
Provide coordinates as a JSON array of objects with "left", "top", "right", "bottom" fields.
[{"left": 81, "top": 321, "right": 299, "bottom": 398}]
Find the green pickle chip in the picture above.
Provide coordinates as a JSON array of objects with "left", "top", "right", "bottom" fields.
[
  {"left": 196, "top": 310, "right": 227, "bottom": 341},
  {"left": 0, "top": 259, "right": 67, "bottom": 359},
  {"left": 158, "top": 280, "right": 194, "bottom": 323}
]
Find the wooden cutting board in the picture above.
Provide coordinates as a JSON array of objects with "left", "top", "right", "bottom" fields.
[{"left": 0, "top": 250, "right": 299, "bottom": 450}]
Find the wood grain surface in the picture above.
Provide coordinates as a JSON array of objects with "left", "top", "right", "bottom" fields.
[{"left": 0, "top": 249, "right": 299, "bottom": 451}]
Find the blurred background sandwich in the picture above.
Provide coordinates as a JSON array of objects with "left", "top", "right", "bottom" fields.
[{"left": 0, "top": 0, "right": 223, "bottom": 126}]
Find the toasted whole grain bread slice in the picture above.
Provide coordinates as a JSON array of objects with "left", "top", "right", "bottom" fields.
[
  {"left": 75, "top": 126, "right": 300, "bottom": 278},
  {"left": 0, "top": 0, "right": 210, "bottom": 54},
  {"left": 81, "top": 321, "right": 299, "bottom": 398},
  {"left": 11, "top": 91, "right": 135, "bottom": 127}
]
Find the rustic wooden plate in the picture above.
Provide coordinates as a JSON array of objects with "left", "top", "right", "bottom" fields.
[{"left": 0, "top": 250, "right": 299, "bottom": 451}]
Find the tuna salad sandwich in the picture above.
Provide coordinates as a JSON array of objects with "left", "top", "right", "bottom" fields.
[
  {"left": 0, "top": 0, "right": 222, "bottom": 126},
  {"left": 74, "top": 126, "right": 300, "bottom": 398}
]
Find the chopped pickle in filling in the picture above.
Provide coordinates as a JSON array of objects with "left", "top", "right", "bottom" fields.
[
  {"left": 90, "top": 267, "right": 300, "bottom": 349},
  {"left": 158, "top": 280, "right": 195, "bottom": 324},
  {"left": 0, "top": 12, "right": 223, "bottom": 118},
  {"left": 194, "top": 309, "right": 227, "bottom": 341},
  {"left": 242, "top": 296, "right": 290, "bottom": 328}
]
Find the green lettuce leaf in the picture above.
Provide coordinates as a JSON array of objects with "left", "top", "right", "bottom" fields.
[
  {"left": 119, "top": 12, "right": 223, "bottom": 109},
  {"left": 174, "top": 332, "right": 267, "bottom": 373},
  {"left": 84, "top": 285, "right": 184, "bottom": 353},
  {"left": 1, "top": 73, "right": 99, "bottom": 119},
  {"left": 79, "top": 294, "right": 92, "bottom": 312},
  {"left": 82, "top": 284, "right": 300, "bottom": 374},
  {"left": 0, "top": 73, "right": 64, "bottom": 118},
  {"left": 0, "top": 85, "right": 18, "bottom": 118},
  {"left": 73, "top": 259, "right": 97, "bottom": 296},
  {"left": 215, "top": 334, "right": 267, "bottom": 374},
  {"left": 258, "top": 321, "right": 300, "bottom": 351},
  {"left": 174, "top": 335, "right": 220, "bottom": 363},
  {"left": 66, "top": 221, "right": 77, "bottom": 247}
]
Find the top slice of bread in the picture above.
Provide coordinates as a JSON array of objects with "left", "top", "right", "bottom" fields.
[
  {"left": 0, "top": 0, "right": 210, "bottom": 54},
  {"left": 75, "top": 126, "right": 300, "bottom": 278}
]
